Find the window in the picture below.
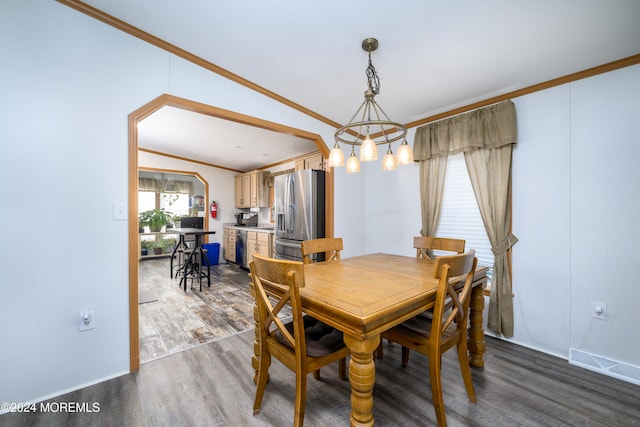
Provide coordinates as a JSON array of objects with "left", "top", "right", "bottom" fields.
[
  {"left": 435, "top": 153, "right": 494, "bottom": 268},
  {"left": 138, "top": 191, "right": 156, "bottom": 214},
  {"left": 138, "top": 191, "right": 192, "bottom": 217},
  {"left": 160, "top": 192, "right": 190, "bottom": 217},
  {"left": 138, "top": 171, "right": 206, "bottom": 217}
]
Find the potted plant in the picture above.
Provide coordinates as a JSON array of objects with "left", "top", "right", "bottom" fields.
[
  {"left": 140, "top": 239, "right": 153, "bottom": 256},
  {"left": 138, "top": 209, "right": 174, "bottom": 232},
  {"left": 149, "top": 238, "right": 164, "bottom": 255},
  {"left": 163, "top": 236, "right": 177, "bottom": 254},
  {"left": 172, "top": 214, "right": 184, "bottom": 228}
]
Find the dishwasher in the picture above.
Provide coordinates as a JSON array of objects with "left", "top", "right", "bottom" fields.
[{"left": 235, "top": 229, "right": 248, "bottom": 268}]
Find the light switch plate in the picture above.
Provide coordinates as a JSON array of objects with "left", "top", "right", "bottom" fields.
[{"left": 112, "top": 202, "right": 126, "bottom": 220}]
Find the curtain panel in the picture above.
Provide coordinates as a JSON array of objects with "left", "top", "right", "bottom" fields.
[
  {"left": 414, "top": 100, "right": 517, "bottom": 337},
  {"left": 418, "top": 157, "right": 447, "bottom": 259}
]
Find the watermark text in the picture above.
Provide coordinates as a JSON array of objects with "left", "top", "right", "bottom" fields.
[{"left": 2, "top": 401, "right": 100, "bottom": 413}]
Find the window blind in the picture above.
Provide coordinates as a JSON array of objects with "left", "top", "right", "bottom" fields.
[{"left": 435, "top": 153, "right": 494, "bottom": 268}]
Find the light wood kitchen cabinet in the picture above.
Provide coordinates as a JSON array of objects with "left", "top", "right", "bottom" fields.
[
  {"left": 234, "top": 176, "right": 244, "bottom": 208},
  {"left": 223, "top": 228, "right": 236, "bottom": 263},
  {"left": 246, "top": 230, "right": 272, "bottom": 264},
  {"left": 305, "top": 153, "right": 324, "bottom": 170},
  {"left": 294, "top": 152, "right": 324, "bottom": 171},
  {"left": 294, "top": 158, "right": 305, "bottom": 171},
  {"left": 235, "top": 170, "right": 269, "bottom": 208}
]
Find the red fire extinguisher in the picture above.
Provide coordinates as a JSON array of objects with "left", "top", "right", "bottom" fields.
[{"left": 210, "top": 201, "right": 218, "bottom": 219}]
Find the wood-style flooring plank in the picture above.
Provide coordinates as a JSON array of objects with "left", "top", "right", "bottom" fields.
[
  {"left": 5, "top": 330, "right": 639, "bottom": 426},
  {"left": 3, "top": 258, "right": 639, "bottom": 426}
]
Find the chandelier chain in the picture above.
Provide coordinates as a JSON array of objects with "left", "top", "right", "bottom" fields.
[{"left": 366, "top": 52, "right": 380, "bottom": 95}]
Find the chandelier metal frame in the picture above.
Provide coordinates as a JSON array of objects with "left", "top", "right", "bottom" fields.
[{"left": 333, "top": 38, "right": 408, "bottom": 148}]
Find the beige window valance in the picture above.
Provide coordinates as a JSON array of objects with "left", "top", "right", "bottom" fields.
[
  {"left": 413, "top": 100, "right": 517, "bottom": 161},
  {"left": 138, "top": 177, "right": 194, "bottom": 194}
]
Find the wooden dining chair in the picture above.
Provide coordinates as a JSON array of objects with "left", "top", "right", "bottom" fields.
[
  {"left": 377, "top": 236, "right": 467, "bottom": 361},
  {"left": 249, "top": 254, "right": 349, "bottom": 427},
  {"left": 381, "top": 250, "right": 478, "bottom": 427},
  {"left": 300, "top": 237, "right": 343, "bottom": 264},
  {"left": 412, "top": 236, "right": 466, "bottom": 322},
  {"left": 414, "top": 236, "right": 465, "bottom": 261}
]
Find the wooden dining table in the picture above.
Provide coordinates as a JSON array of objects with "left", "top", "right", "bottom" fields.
[{"left": 251, "top": 253, "right": 488, "bottom": 426}]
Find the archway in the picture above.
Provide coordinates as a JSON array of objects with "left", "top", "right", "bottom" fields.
[{"left": 128, "top": 94, "right": 332, "bottom": 370}]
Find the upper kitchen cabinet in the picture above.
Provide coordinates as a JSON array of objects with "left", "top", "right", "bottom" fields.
[
  {"left": 235, "top": 170, "right": 270, "bottom": 208},
  {"left": 234, "top": 174, "right": 249, "bottom": 207},
  {"left": 294, "top": 152, "right": 324, "bottom": 171}
]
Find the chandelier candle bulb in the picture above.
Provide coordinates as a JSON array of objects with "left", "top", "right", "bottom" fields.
[
  {"left": 396, "top": 139, "right": 414, "bottom": 164},
  {"left": 382, "top": 146, "right": 397, "bottom": 171},
  {"left": 329, "top": 142, "right": 345, "bottom": 167},
  {"left": 346, "top": 148, "right": 361, "bottom": 173},
  {"left": 359, "top": 134, "right": 378, "bottom": 161}
]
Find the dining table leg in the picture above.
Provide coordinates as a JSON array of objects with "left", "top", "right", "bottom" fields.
[
  {"left": 343, "top": 333, "right": 379, "bottom": 427},
  {"left": 468, "top": 278, "right": 487, "bottom": 368}
]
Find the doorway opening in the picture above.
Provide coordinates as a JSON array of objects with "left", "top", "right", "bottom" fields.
[
  {"left": 128, "top": 93, "right": 333, "bottom": 370},
  {"left": 136, "top": 168, "right": 211, "bottom": 362}
]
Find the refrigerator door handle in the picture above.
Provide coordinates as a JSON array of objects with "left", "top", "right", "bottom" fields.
[
  {"left": 283, "top": 175, "right": 289, "bottom": 233},
  {"left": 286, "top": 175, "right": 296, "bottom": 234},
  {"left": 287, "top": 204, "right": 296, "bottom": 234}
]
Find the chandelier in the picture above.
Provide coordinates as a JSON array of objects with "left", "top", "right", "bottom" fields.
[
  {"left": 330, "top": 37, "right": 413, "bottom": 173},
  {"left": 155, "top": 173, "right": 177, "bottom": 192}
]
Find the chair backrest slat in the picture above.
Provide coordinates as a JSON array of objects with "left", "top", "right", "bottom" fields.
[
  {"left": 414, "top": 236, "right": 465, "bottom": 261},
  {"left": 301, "top": 237, "right": 343, "bottom": 264}
]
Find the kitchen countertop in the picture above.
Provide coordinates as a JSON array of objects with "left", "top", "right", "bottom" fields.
[{"left": 223, "top": 223, "right": 275, "bottom": 233}]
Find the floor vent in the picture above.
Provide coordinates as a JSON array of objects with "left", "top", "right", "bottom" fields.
[{"left": 569, "top": 348, "right": 640, "bottom": 386}]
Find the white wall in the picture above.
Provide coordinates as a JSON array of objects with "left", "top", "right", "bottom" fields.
[
  {"left": 0, "top": 0, "right": 337, "bottom": 405},
  {"left": 1, "top": 0, "right": 638, "bottom": 408},
  {"left": 568, "top": 67, "right": 640, "bottom": 365},
  {"left": 362, "top": 129, "right": 422, "bottom": 257},
  {"left": 509, "top": 86, "right": 573, "bottom": 355},
  {"left": 364, "top": 66, "right": 640, "bottom": 368},
  {"left": 509, "top": 66, "right": 640, "bottom": 364}
]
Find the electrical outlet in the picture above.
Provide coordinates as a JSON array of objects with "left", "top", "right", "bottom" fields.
[
  {"left": 79, "top": 310, "right": 96, "bottom": 331},
  {"left": 591, "top": 302, "right": 607, "bottom": 320}
]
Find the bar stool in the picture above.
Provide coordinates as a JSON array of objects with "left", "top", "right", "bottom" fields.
[
  {"left": 173, "top": 236, "right": 196, "bottom": 279},
  {"left": 181, "top": 247, "right": 209, "bottom": 291}
]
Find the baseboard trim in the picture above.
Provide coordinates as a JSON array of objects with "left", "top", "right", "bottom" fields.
[
  {"left": 0, "top": 370, "right": 130, "bottom": 416},
  {"left": 569, "top": 348, "right": 640, "bottom": 386}
]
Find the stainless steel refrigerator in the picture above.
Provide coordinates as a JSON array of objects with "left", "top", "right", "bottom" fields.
[{"left": 274, "top": 169, "right": 325, "bottom": 261}]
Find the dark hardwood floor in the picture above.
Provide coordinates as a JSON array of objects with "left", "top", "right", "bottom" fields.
[{"left": 3, "top": 258, "right": 639, "bottom": 426}]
